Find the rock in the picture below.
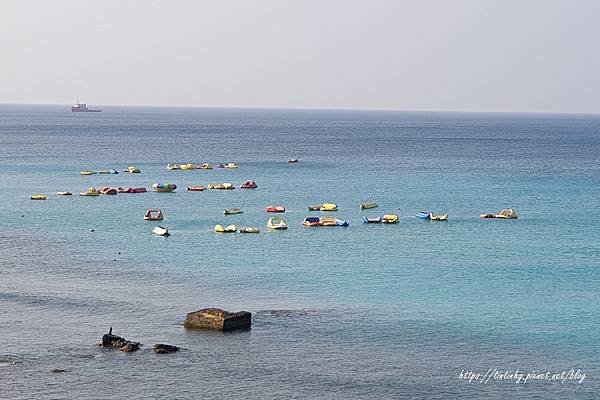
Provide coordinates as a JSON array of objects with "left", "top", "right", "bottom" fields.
[
  {"left": 101, "top": 328, "right": 140, "bottom": 352},
  {"left": 120, "top": 343, "right": 140, "bottom": 352},
  {"left": 184, "top": 308, "right": 251, "bottom": 332},
  {"left": 51, "top": 369, "right": 68, "bottom": 373},
  {"left": 153, "top": 344, "right": 180, "bottom": 354}
]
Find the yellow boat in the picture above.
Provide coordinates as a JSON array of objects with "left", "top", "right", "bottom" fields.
[
  {"left": 215, "top": 224, "right": 237, "bottom": 233},
  {"left": 79, "top": 187, "right": 100, "bottom": 196},
  {"left": 200, "top": 163, "right": 213, "bottom": 170},
  {"left": 80, "top": 170, "right": 96, "bottom": 175},
  {"left": 496, "top": 208, "right": 518, "bottom": 219},
  {"left": 381, "top": 214, "right": 399, "bottom": 224},
  {"left": 320, "top": 203, "right": 338, "bottom": 211},
  {"left": 224, "top": 162, "right": 238, "bottom": 169},
  {"left": 30, "top": 194, "right": 47, "bottom": 200},
  {"left": 180, "top": 163, "right": 196, "bottom": 170},
  {"left": 125, "top": 166, "right": 141, "bottom": 173}
]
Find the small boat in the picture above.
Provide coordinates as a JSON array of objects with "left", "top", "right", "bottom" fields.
[
  {"left": 308, "top": 204, "right": 323, "bottom": 211},
  {"left": 224, "top": 162, "right": 238, "bottom": 169},
  {"left": 131, "top": 187, "right": 147, "bottom": 193},
  {"left": 224, "top": 208, "right": 243, "bottom": 215},
  {"left": 360, "top": 202, "right": 378, "bottom": 210},
  {"left": 152, "top": 183, "right": 177, "bottom": 192},
  {"left": 319, "top": 216, "right": 348, "bottom": 227},
  {"left": 320, "top": 203, "right": 338, "bottom": 211},
  {"left": 99, "top": 187, "right": 117, "bottom": 195},
  {"left": 287, "top": 158, "right": 298, "bottom": 163},
  {"left": 266, "top": 205, "right": 285, "bottom": 213},
  {"left": 167, "top": 163, "right": 180, "bottom": 170},
  {"left": 241, "top": 180, "right": 257, "bottom": 189},
  {"left": 187, "top": 185, "right": 206, "bottom": 191},
  {"left": 98, "top": 169, "right": 118, "bottom": 174},
  {"left": 200, "top": 163, "right": 213, "bottom": 170},
  {"left": 480, "top": 208, "right": 518, "bottom": 219},
  {"left": 144, "top": 208, "right": 164, "bottom": 221},
  {"left": 239, "top": 226, "right": 260, "bottom": 233},
  {"left": 217, "top": 163, "right": 227, "bottom": 168},
  {"left": 416, "top": 211, "right": 430, "bottom": 220},
  {"left": 80, "top": 187, "right": 100, "bottom": 196},
  {"left": 152, "top": 226, "right": 170, "bottom": 236},
  {"left": 429, "top": 213, "right": 448, "bottom": 221},
  {"left": 30, "top": 194, "right": 47, "bottom": 200},
  {"left": 382, "top": 214, "right": 399, "bottom": 224},
  {"left": 180, "top": 163, "right": 196, "bottom": 170},
  {"left": 123, "top": 166, "right": 141, "bottom": 173},
  {"left": 302, "top": 216, "right": 320, "bottom": 227},
  {"left": 267, "top": 217, "right": 288, "bottom": 229},
  {"left": 80, "top": 170, "right": 96, "bottom": 176},
  {"left": 215, "top": 224, "right": 237, "bottom": 233},
  {"left": 497, "top": 208, "right": 518, "bottom": 219},
  {"left": 208, "top": 182, "right": 234, "bottom": 190},
  {"left": 362, "top": 216, "right": 382, "bottom": 223},
  {"left": 56, "top": 191, "right": 72, "bottom": 196}
]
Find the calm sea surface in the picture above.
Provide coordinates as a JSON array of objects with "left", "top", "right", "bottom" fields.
[{"left": 0, "top": 105, "right": 598, "bottom": 399}]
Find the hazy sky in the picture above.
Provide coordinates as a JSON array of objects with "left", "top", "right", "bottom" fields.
[{"left": 1, "top": 0, "right": 599, "bottom": 112}]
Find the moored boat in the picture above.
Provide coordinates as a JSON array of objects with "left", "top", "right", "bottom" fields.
[
  {"left": 30, "top": 194, "right": 47, "bottom": 200},
  {"left": 187, "top": 185, "right": 206, "bottom": 191},
  {"left": 362, "top": 216, "right": 382, "bottom": 223},
  {"left": 429, "top": 213, "right": 448, "bottom": 221},
  {"left": 480, "top": 208, "right": 518, "bottom": 219},
  {"left": 215, "top": 224, "right": 237, "bottom": 233},
  {"left": 224, "top": 162, "right": 238, "bottom": 169},
  {"left": 318, "top": 216, "right": 348, "bottom": 227},
  {"left": 144, "top": 208, "right": 164, "bottom": 221},
  {"left": 167, "top": 163, "right": 180, "bottom": 170},
  {"left": 180, "top": 163, "right": 196, "bottom": 170},
  {"left": 80, "top": 187, "right": 100, "bottom": 196},
  {"left": 80, "top": 170, "right": 96, "bottom": 176},
  {"left": 320, "top": 203, "right": 338, "bottom": 211},
  {"left": 360, "top": 202, "right": 378, "bottom": 210},
  {"left": 200, "top": 163, "right": 213, "bottom": 170},
  {"left": 267, "top": 217, "right": 288, "bottom": 229},
  {"left": 241, "top": 180, "right": 257, "bottom": 189},
  {"left": 382, "top": 214, "right": 399, "bottom": 224},
  {"left": 152, "top": 183, "right": 177, "bottom": 192},
  {"left": 416, "top": 211, "right": 430, "bottom": 219},
  {"left": 302, "top": 216, "right": 320, "bottom": 227},
  {"left": 56, "top": 191, "right": 72, "bottom": 196},
  {"left": 208, "top": 182, "right": 234, "bottom": 190},
  {"left": 287, "top": 158, "right": 298, "bottom": 163},
  {"left": 98, "top": 169, "right": 118, "bottom": 174},
  {"left": 123, "top": 166, "right": 141, "bottom": 173},
  {"left": 99, "top": 187, "right": 117, "bottom": 195},
  {"left": 224, "top": 208, "right": 243, "bottom": 215},
  {"left": 152, "top": 226, "right": 170, "bottom": 236},
  {"left": 266, "top": 205, "right": 285, "bottom": 213},
  {"left": 239, "top": 226, "right": 260, "bottom": 233},
  {"left": 308, "top": 204, "right": 323, "bottom": 211}
]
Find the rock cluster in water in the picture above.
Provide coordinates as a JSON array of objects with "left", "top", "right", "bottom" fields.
[
  {"left": 184, "top": 308, "right": 252, "bottom": 331},
  {"left": 101, "top": 329, "right": 141, "bottom": 352}
]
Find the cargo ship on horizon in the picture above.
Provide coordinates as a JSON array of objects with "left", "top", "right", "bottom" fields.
[{"left": 71, "top": 98, "right": 102, "bottom": 112}]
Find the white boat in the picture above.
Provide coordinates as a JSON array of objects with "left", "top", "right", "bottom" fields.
[
  {"left": 267, "top": 217, "right": 288, "bottom": 230},
  {"left": 152, "top": 226, "right": 170, "bottom": 236}
]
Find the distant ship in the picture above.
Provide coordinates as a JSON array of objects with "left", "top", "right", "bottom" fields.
[{"left": 71, "top": 98, "right": 102, "bottom": 112}]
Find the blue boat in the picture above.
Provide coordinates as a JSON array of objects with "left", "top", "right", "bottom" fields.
[
  {"left": 362, "top": 216, "right": 382, "bottom": 223},
  {"left": 416, "top": 211, "right": 430, "bottom": 220}
]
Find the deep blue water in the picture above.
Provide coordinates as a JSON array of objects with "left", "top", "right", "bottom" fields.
[{"left": 0, "top": 105, "right": 598, "bottom": 399}]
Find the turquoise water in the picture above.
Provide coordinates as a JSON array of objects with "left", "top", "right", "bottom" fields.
[{"left": 1, "top": 105, "right": 598, "bottom": 399}]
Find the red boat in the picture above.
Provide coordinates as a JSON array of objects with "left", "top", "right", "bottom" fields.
[
  {"left": 266, "top": 205, "right": 285, "bottom": 213},
  {"left": 241, "top": 180, "right": 257, "bottom": 189},
  {"left": 99, "top": 187, "right": 117, "bottom": 195},
  {"left": 117, "top": 187, "right": 147, "bottom": 193}
]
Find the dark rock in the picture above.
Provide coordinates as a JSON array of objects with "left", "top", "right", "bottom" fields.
[
  {"left": 184, "top": 308, "right": 251, "bottom": 332},
  {"left": 120, "top": 343, "right": 140, "bottom": 352},
  {"left": 51, "top": 369, "right": 68, "bottom": 373},
  {"left": 153, "top": 344, "right": 180, "bottom": 354},
  {"left": 101, "top": 329, "right": 140, "bottom": 352}
]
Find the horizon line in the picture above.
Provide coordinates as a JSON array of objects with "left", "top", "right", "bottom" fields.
[{"left": 1, "top": 101, "right": 600, "bottom": 116}]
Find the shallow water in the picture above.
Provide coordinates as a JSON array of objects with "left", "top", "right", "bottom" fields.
[{"left": 0, "top": 105, "right": 598, "bottom": 399}]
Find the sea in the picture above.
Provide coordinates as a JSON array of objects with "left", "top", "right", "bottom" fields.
[{"left": 0, "top": 104, "right": 598, "bottom": 399}]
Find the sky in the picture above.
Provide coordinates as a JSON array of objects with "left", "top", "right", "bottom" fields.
[{"left": 1, "top": 0, "right": 599, "bottom": 112}]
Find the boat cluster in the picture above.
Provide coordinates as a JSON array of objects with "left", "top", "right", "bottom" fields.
[
  {"left": 80, "top": 166, "right": 141, "bottom": 175},
  {"left": 167, "top": 162, "right": 238, "bottom": 170}
]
